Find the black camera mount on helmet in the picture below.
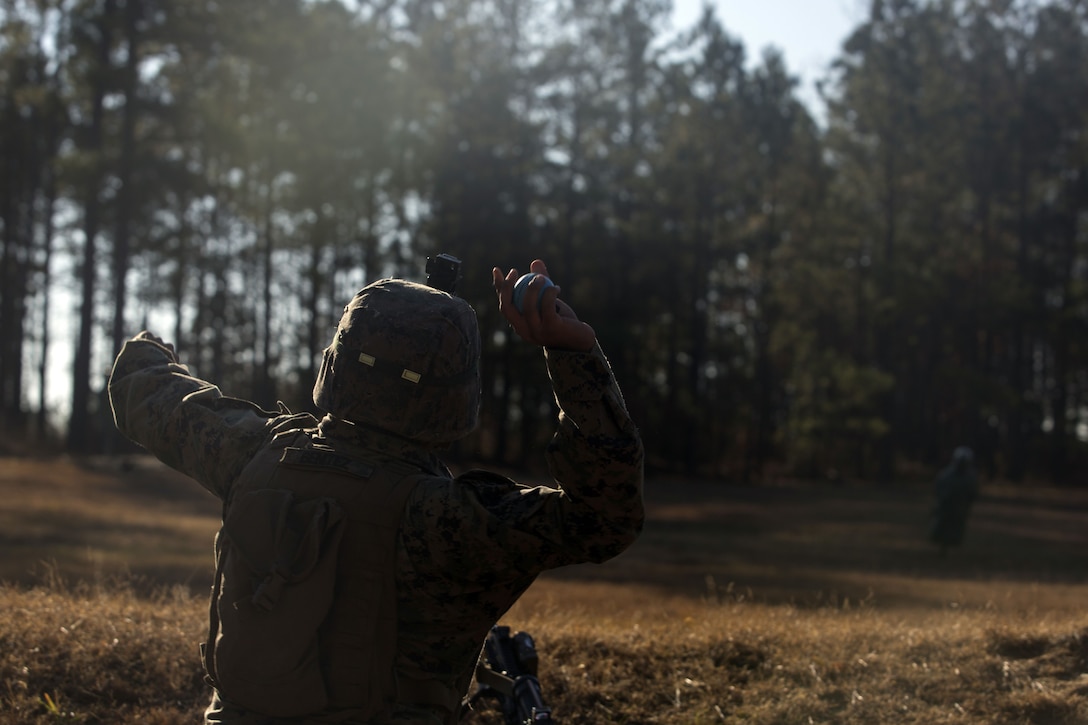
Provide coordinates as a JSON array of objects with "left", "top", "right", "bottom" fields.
[{"left": 425, "top": 254, "right": 462, "bottom": 295}]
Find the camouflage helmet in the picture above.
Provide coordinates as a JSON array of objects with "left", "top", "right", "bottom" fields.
[{"left": 313, "top": 278, "right": 481, "bottom": 446}]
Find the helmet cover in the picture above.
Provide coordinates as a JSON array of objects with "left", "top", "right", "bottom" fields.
[{"left": 313, "top": 278, "right": 481, "bottom": 445}]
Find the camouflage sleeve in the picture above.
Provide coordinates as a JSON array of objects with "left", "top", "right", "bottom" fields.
[
  {"left": 543, "top": 340, "right": 639, "bottom": 444},
  {"left": 401, "top": 342, "right": 644, "bottom": 580},
  {"left": 538, "top": 341, "right": 644, "bottom": 559},
  {"left": 108, "top": 337, "right": 313, "bottom": 501}
]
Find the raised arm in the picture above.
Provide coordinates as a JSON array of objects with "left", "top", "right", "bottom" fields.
[{"left": 413, "top": 261, "right": 645, "bottom": 573}]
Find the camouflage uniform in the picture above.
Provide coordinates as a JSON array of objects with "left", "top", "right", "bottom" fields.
[
  {"left": 108, "top": 279, "right": 644, "bottom": 724},
  {"left": 929, "top": 446, "right": 978, "bottom": 555}
]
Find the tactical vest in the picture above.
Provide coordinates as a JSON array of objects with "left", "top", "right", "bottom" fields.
[{"left": 200, "top": 427, "right": 453, "bottom": 722}]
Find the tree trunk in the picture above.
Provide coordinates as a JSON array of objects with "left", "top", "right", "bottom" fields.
[
  {"left": 110, "top": 0, "right": 141, "bottom": 358},
  {"left": 36, "top": 169, "right": 58, "bottom": 440},
  {"left": 68, "top": 0, "right": 116, "bottom": 453}
]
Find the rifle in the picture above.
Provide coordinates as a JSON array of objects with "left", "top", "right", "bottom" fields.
[{"left": 465, "top": 625, "right": 556, "bottom": 724}]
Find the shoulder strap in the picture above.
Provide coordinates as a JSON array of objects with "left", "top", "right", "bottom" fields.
[{"left": 201, "top": 531, "right": 227, "bottom": 689}]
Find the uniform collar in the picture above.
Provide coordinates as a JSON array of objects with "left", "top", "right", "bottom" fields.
[{"left": 316, "top": 415, "right": 448, "bottom": 476}]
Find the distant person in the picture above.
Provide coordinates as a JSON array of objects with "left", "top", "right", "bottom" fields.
[
  {"left": 108, "top": 259, "right": 644, "bottom": 724},
  {"left": 929, "top": 446, "right": 979, "bottom": 556}
]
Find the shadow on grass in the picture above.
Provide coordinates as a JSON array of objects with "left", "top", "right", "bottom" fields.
[
  {"left": 543, "top": 478, "right": 1088, "bottom": 611},
  {"left": 3, "top": 456, "right": 1087, "bottom": 611}
]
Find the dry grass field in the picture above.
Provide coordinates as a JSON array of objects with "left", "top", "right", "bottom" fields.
[{"left": 1, "top": 455, "right": 1086, "bottom": 724}]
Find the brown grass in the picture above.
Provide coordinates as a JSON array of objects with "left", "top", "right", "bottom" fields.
[
  {"left": 1, "top": 457, "right": 1087, "bottom": 723},
  {"left": 0, "top": 582, "right": 208, "bottom": 724},
  {"left": 478, "top": 583, "right": 1088, "bottom": 724}
]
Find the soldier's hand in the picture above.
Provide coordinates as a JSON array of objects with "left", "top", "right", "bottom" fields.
[{"left": 492, "top": 260, "right": 596, "bottom": 352}]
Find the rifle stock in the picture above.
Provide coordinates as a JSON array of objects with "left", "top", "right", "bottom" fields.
[{"left": 465, "top": 625, "right": 556, "bottom": 724}]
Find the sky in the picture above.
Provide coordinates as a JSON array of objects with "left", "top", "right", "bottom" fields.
[{"left": 670, "top": 0, "right": 870, "bottom": 115}]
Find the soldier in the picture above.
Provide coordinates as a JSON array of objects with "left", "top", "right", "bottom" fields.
[
  {"left": 928, "top": 446, "right": 979, "bottom": 557},
  {"left": 108, "top": 259, "right": 644, "bottom": 724}
]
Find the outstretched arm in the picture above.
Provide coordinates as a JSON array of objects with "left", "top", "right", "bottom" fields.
[{"left": 108, "top": 332, "right": 312, "bottom": 501}]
